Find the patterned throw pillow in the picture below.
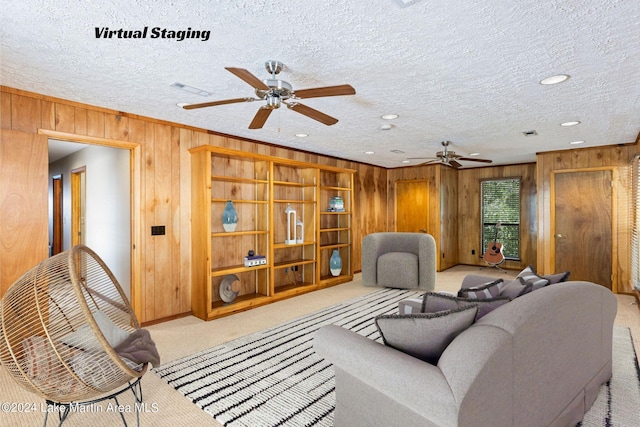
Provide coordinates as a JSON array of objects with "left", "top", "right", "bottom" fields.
[
  {"left": 516, "top": 266, "right": 549, "bottom": 290},
  {"left": 457, "top": 279, "right": 504, "bottom": 299},
  {"left": 375, "top": 305, "right": 478, "bottom": 364},
  {"left": 500, "top": 279, "right": 533, "bottom": 299},
  {"left": 422, "top": 291, "right": 510, "bottom": 320},
  {"left": 544, "top": 271, "right": 571, "bottom": 284}
]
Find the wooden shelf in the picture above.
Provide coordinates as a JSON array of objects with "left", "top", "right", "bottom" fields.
[
  {"left": 273, "top": 241, "right": 315, "bottom": 249},
  {"left": 320, "top": 243, "right": 350, "bottom": 250},
  {"left": 320, "top": 227, "right": 350, "bottom": 233},
  {"left": 191, "top": 145, "right": 354, "bottom": 321},
  {"left": 273, "top": 180, "right": 316, "bottom": 187},
  {"left": 212, "top": 175, "right": 269, "bottom": 185},
  {"left": 211, "top": 263, "right": 270, "bottom": 277},
  {"left": 211, "top": 198, "right": 268, "bottom": 204},
  {"left": 211, "top": 230, "right": 268, "bottom": 237},
  {"left": 273, "top": 259, "right": 316, "bottom": 269}
]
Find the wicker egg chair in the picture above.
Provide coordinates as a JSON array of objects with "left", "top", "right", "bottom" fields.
[{"left": 0, "top": 245, "right": 147, "bottom": 407}]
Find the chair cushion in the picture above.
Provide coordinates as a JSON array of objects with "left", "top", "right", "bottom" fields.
[
  {"left": 375, "top": 304, "right": 478, "bottom": 364},
  {"left": 377, "top": 252, "right": 419, "bottom": 288}
]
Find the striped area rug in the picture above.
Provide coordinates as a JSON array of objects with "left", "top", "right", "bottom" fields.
[
  {"left": 152, "top": 288, "right": 422, "bottom": 426},
  {"left": 153, "top": 288, "right": 640, "bottom": 427},
  {"left": 579, "top": 326, "right": 640, "bottom": 427}
]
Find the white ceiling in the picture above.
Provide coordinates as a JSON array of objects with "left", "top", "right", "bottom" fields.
[{"left": 2, "top": 0, "right": 639, "bottom": 168}]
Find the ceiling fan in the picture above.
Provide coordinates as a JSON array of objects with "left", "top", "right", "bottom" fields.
[
  {"left": 408, "top": 141, "right": 493, "bottom": 169},
  {"left": 182, "top": 60, "right": 356, "bottom": 129}
]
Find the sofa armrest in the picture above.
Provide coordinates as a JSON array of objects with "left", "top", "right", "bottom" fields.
[
  {"left": 313, "top": 325, "right": 458, "bottom": 425},
  {"left": 418, "top": 234, "right": 437, "bottom": 290}
]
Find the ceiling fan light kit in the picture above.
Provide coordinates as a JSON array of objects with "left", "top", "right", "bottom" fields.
[
  {"left": 407, "top": 140, "right": 493, "bottom": 169},
  {"left": 182, "top": 60, "right": 356, "bottom": 130}
]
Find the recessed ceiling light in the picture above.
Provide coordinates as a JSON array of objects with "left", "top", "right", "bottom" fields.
[
  {"left": 176, "top": 102, "right": 190, "bottom": 108},
  {"left": 401, "top": 160, "right": 411, "bottom": 163},
  {"left": 381, "top": 114, "right": 399, "bottom": 120},
  {"left": 364, "top": 151, "right": 375, "bottom": 155},
  {"left": 295, "top": 133, "right": 308, "bottom": 138},
  {"left": 560, "top": 121, "right": 581, "bottom": 127},
  {"left": 570, "top": 140, "right": 585, "bottom": 145},
  {"left": 469, "top": 152, "right": 480, "bottom": 156},
  {"left": 540, "top": 74, "right": 570, "bottom": 85},
  {"left": 170, "top": 82, "right": 213, "bottom": 96},
  {"left": 380, "top": 124, "right": 393, "bottom": 130}
]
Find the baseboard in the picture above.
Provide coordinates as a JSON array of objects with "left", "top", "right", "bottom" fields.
[
  {"left": 634, "top": 289, "right": 640, "bottom": 310},
  {"left": 141, "top": 311, "right": 192, "bottom": 327}
]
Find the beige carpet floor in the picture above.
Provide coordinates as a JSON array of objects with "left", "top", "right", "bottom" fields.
[{"left": 1, "top": 265, "right": 638, "bottom": 426}]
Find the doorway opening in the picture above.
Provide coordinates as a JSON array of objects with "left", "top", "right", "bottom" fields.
[{"left": 47, "top": 139, "right": 132, "bottom": 298}]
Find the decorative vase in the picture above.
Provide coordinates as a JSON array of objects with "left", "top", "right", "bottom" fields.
[
  {"left": 222, "top": 200, "right": 238, "bottom": 232},
  {"left": 329, "top": 196, "right": 344, "bottom": 212},
  {"left": 330, "top": 249, "right": 342, "bottom": 276},
  {"left": 284, "top": 203, "right": 297, "bottom": 244}
]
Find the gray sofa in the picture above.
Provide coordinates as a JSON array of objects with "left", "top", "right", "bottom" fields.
[
  {"left": 314, "top": 281, "right": 617, "bottom": 427},
  {"left": 361, "top": 232, "right": 436, "bottom": 290}
]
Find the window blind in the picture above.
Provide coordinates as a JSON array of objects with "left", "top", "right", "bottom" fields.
[{"left": 481, "top": 178, "right": 521, "bottom": 260}]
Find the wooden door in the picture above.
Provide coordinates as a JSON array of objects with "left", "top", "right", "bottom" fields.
[
  {"left": 71, "top": 166, "right": 86, "bottom": 246},
  {"left": 553, "top": 170, "right": 612, "bottom": 288},
  {"left": 395, "top": 180, "right": 429, "bottom": 233},
  {"left": 0, "top": 129, "right": 49, "bottom": 295},
  {"left": 52, "top": 175, "right": 63, "bottom": 254}
]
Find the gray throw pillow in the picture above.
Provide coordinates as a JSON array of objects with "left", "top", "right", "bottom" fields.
[
  {"left": 516, "top": 266, "right": 549, "bottom": 290},
  {"left": 375, "top": 304, "right": 478, "bottom": 365},
  {"left": 500, "top": 278, "right": 533, "bottom": 299},
  {"left": 457, "top": 278, "right": 504, "bottom": 299},
  {"left": 422, "top": 291, "right": 510, "bottom": 320},
  {"left": 544, "top": 271, "right": 570, "bottom": 284}
]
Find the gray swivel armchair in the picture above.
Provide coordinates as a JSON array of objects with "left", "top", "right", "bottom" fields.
[{"left": 361, "top": 232, "right": 436, "bottom": 290}]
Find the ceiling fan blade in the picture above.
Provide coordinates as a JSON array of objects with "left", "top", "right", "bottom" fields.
[
  {"left": 415, "top": 160, "right": 441, "bottom": 166},
  {"left": 248, "top": 107, "right": 273, "bottom": 129},
  {"left": 457, "top": 157, "right": 493, "bottom": 163},
  {"left": 225, "top": 67, "right": 270, "bottom": 91},
  {"left": 287, "top": 103, "right": 338, "bottom": 126},
  {"left": 449, "top": 160, "right": 463, "bottom": 169},
  {"left": 183, "top": 98, "right": 255, "bottom": 110},
  {"left": 293, "top": 84, "right": 356, "bottom": 99}
]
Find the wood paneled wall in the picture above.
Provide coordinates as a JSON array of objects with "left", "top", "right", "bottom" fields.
[
  {"left": 457, "top": 163, "right": 537, "bottom": 270},
  {"left": 2, "top": 85, "right": 637, "bottom": 323},
  {"left": 386, "top": 164, "right": 458, "bottom": 270},
  {"left": 537, "top": 145, "right": 638, "bottom": 293},
  {"left": 0, "top": 87, "right": 389, "bottom": 322}
]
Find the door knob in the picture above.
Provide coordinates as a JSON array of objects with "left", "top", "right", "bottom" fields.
[{"left": 555, "top": 234, "right": 563, "bottom": 238}]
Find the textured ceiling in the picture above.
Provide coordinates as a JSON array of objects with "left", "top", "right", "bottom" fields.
[{"left": 1, "top": 0, "right": 639, "bottom": 168}]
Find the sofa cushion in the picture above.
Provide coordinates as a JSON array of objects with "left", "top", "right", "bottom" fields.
[
  {"left": 457, "top": 278, "right": 504, "bottom": 299},
  {"left": 377, "top": 252, "right": 419, "bottom": 288},
  {"left": 375, "top": 304, "right": 478, "bottom": 364},
  {"left": 421, "top": 291, "right": 510, "bottom": 320}
]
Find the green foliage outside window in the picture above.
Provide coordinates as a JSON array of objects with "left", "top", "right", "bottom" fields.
[{"left": 481, "top": 178, "right": 520, "bottom": 259}]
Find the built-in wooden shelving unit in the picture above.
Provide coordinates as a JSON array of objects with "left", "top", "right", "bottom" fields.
[{"left": 190, "top": 146, "right": 354, "bottom": 320}]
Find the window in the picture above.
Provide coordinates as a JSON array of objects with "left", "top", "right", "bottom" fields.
[{"left": 481, "top": 178, "right": 521, "bottom": 260}]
